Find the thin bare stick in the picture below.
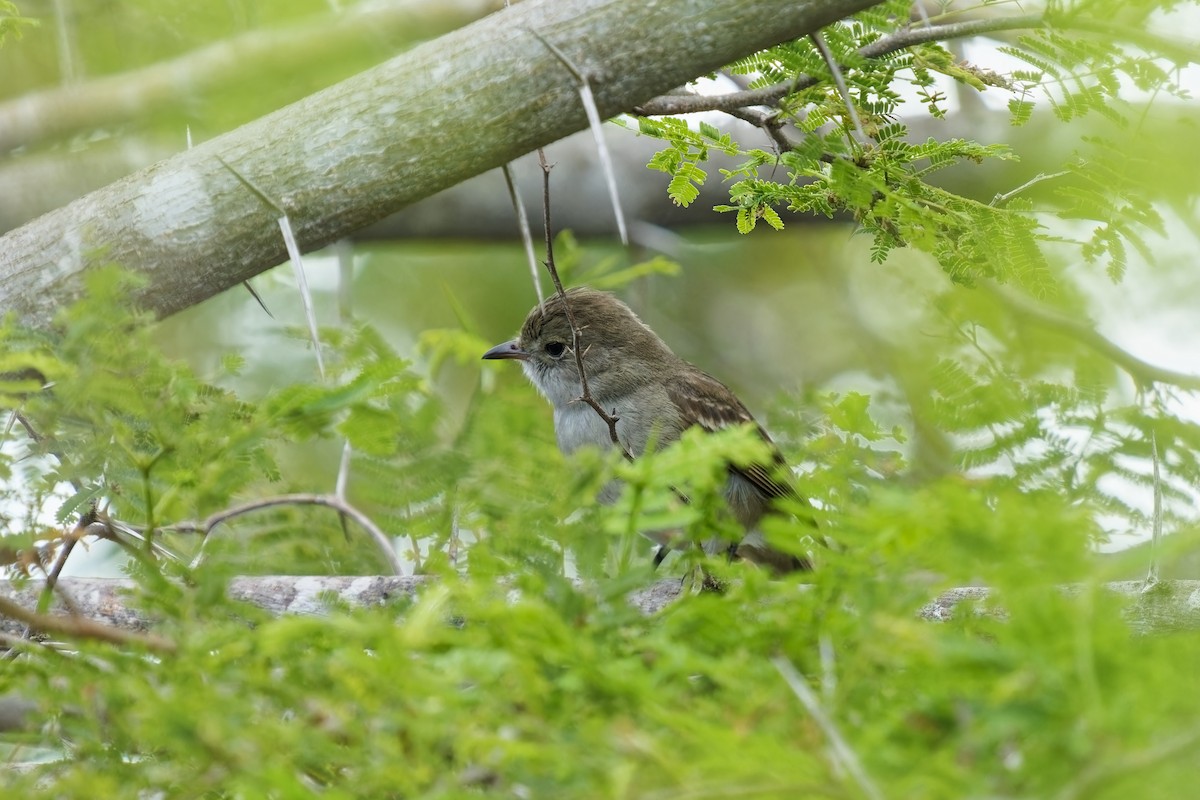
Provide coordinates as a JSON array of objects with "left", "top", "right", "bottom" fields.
[
  {"left": 772, "top": 655, "right": 885, "bottom": 800},
  {"left": 502, "top": 163, "right": 545, "bottom": 307},
  {"left": 818, "top": 634, "right": 837, "bottom": 702},
  {"left": 578, "top": 79, "right": 630, "bottom": 246},
  {"left": 914, "top": 2, "right": 932, "bottom": 27},
  {"left": 725, "top": 104, "right": 840, "bottom": 165},
  {"left": 13, "top": 410, "right": 82, "bottom": 493},
  {"left": 1054, "top": 726, "right": 1200, "bottom": 800},
  {"left": 0, "top": 630, "right": 71, "bottom": 659},
  {"left": 51, "top": 0, "right": 80, "bottom": 86},
  {"left": 37, "top": 520, "right": 87, "bottom": 616},
  {"left": 335, "top": 440, "right": 353, "bottom": 500},
  {"left": 334, "top": 238, "right": 354, "bottom": 322},
  {"left": 5, "top": 410, "right": 95, "bottom": 619},
  {"left": 0, "top": 594, "right": 175, "bottom": 653},
  {"left": 180, "top": 493, "right": 402, "bottom": 575},
  {"left": 277, "top": 215, "right": 326, "bottom": 378},
  {"left": 809, "top": 31, "right": 867, "bottom": 144},
  {"left": 7, "top": 530, "right": 81, "bottom": 650},
  {"left": 1145, "top": 428, "right": 1163, "bottom": 588},
  {"left": 448, "top": 509, "right": 460, "bottom": 569},
  {"left": 92, "top": 514, "right": 184, "bottom": 564},
  {"left": 991, "top": 170, "right": 1072, "bottom": 206},
  {"left": 537, "top": 151, "right": 634, "bottom": 461},
  {"left": 42, "top": 526, "right": 83, "bottom": 591}
]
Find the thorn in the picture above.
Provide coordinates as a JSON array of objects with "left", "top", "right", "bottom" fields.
[{"left": 525, "top": 27, "right": 585, "bottom": 82}]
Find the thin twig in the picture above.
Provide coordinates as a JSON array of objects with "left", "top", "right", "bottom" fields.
[
  {"left": 634, "top": 14, "right": 1045, "bottom": 117},
  {"left": 536, "top": 151, "right": 633, "bottom": 461},
  {"left": 13, "top": 411, "right": 82, "bottom": 493},
  {"left": 818, "top": 635, "right": 837, "bottom": 702},
  {"left": 1145, "top": 428, "right": 1162, "bottom": 588},
  {"left": 772, "top": 655, "right": 885, "bottom": 800},
  {"left": 335, "top": 440, "right": 354, "bottom": 543},
  {"left": 725, "top": 105, "right": 795, "bottom": 155},
  {"left": 0, "top": 594, "right": 175, "bottom": 653},
  {"left": 984, "top": 284, "right": 1200, "bottom": 392},
  {"left": 40, "top": 533, "right": 77, "bottom": 596},
  {"left": 914, "top": 2, "right": 932, "bottom": 28},
  {"left": 0, "top": 629, "right": 72, "bottom": 658},
  {"left": 1054, "top": 726, "right": 1200, "bottom": 800},
  {"left": 277, "top": 215, "right": 326, "bottom": 378},
  {"left": 335, "top": 440, "right": 353, "bottom": 500},
  {"left": 991, "top": 170, "right": 1072, "bottom": 206},
  {"left": 502, "top": 163, "right": 544, "bottom": 307},
  {"left": 37, "top": 516, "right": 91, "bottom": 617},
  {"left": 180, "top": 493, "right": 403, "bottom": 575},
  {"left": 334, "top": 238, "right": 353, "bottom": 322},
  {"left": 7, "top": 410, "right": 93, "bottom": 622},
  {"left": 809, "top": 31, "right": 867, "bottom": 144},
  {"left": 92, "top": 513, "right": 184, "bottom": 564}
]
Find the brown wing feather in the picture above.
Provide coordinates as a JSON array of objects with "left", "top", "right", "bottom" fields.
[{"left": 666, "top": 367, "right": 795, "bottom": 501}]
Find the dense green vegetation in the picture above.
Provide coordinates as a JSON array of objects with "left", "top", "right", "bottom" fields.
[{"left": 3, "top": 0, "right": 1199, "bottom": 796}]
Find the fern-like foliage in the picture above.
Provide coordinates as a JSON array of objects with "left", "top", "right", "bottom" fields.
[
  {"left": 627, "top": 0, "right": 1196, "bottom": 545},
  {"left": 633, "top": 1, "right": 1186, "bottom": 292},
  {"left": 0, "top": 1, "right": 35, "bottom": 44},
  {"left": 0, "top": 268, "right": 450, "bottom": 577}
]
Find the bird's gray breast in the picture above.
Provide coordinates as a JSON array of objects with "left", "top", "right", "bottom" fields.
[
  {"left": 552, "top": 388, "right": 678, "bottom": 458},
  {"left": 554, "top": 401, "right": 627, "bottom": 455}
]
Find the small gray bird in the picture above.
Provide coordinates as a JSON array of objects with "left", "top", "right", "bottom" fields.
[{"left": 482, "top": 287, "right": 809, "bottom": 573}]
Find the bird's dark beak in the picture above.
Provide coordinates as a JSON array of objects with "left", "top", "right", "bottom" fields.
[{"left": 481, "top": 339, "right": 529, "bottom": 361}]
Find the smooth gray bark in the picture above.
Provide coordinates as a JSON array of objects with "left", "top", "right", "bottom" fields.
[{"left": 0, "top": 0, "right": 879, "bottom": 326}]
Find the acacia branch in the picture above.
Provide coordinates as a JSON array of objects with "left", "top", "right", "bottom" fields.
[
  {"left": 635, "top": 12, "right": 1197, "bottom": 119},
  {"left": 809, "top": 30, "right": 867, "bottom": 143},
  {"left": 634, "top": 13, "right": 1045, "bottom": 117},
  {"left": 537, "top": 151, "right": 633, "bottom": 460}
]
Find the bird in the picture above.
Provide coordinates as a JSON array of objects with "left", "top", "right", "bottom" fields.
[{"left": 482, "top": 287, "right": 810, "bottom": 573}]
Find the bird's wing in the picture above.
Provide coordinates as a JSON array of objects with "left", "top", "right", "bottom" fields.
[{"left": 665, "top": 367, "right": 795, "bottom": 500}]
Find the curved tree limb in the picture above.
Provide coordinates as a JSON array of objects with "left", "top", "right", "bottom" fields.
[
  {"left": 985, "top": 283, "right": 1200, "bottom": 392},
  {"left": 0, "top": 0, "right": 499, "bottom": 155},
  {"left": 178, "top": 493, "right": 405, "bottom": 575}
]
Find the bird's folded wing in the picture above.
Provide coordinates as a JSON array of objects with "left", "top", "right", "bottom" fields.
[{"left": 665, "top": 368, "right": 796, "bottom": 501}]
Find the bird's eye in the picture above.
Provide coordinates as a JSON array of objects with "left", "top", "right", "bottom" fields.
[{"left": 544, "top": 342, "right": 566, "bottom": 359}]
